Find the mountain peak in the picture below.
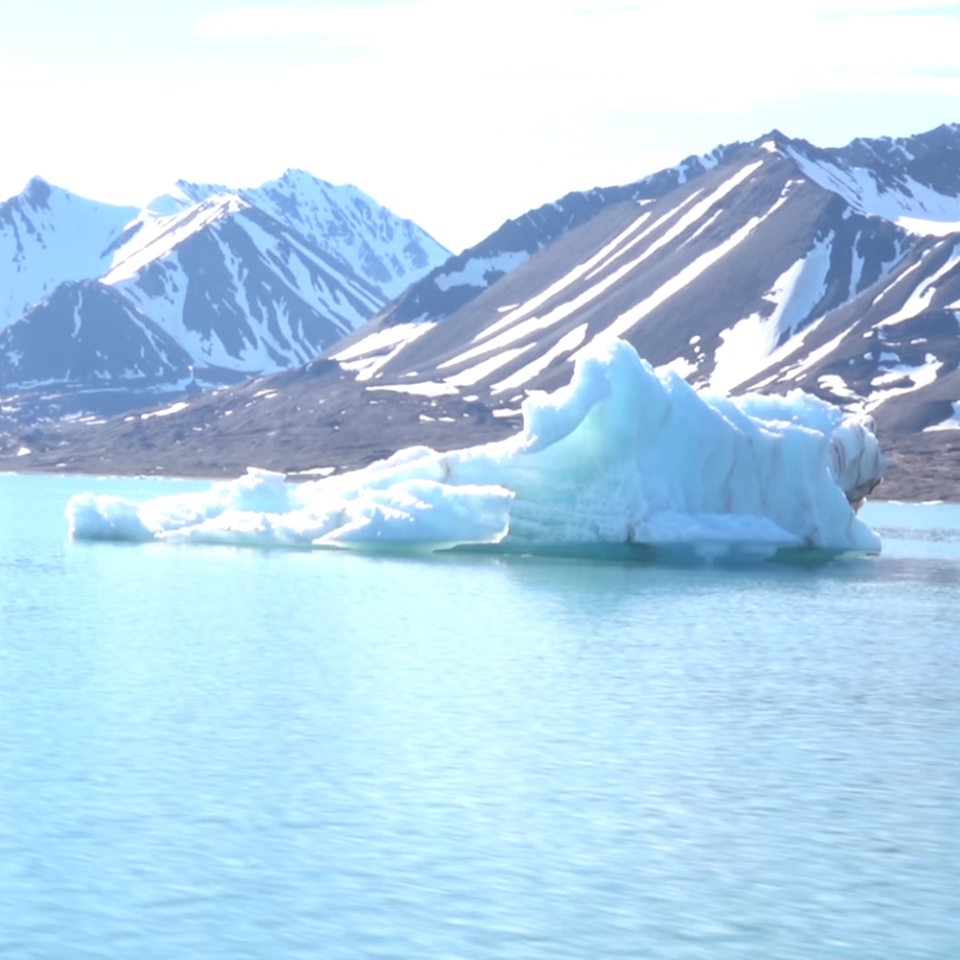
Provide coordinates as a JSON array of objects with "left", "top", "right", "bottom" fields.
[
  {"left": 22, "top": 176, "right": 53, "bottom": 209},
  {"left": 267, "top": 169, "right": 367, "bottom": 203},
  {"left": 757, "top": 128, "right": 791, "bottom": 145},
  {"left": 278, "top": 167, "right": 326, "bottom": 185},
  {"left": 752, "top": 129, "right": 817, "bottom": 158}
]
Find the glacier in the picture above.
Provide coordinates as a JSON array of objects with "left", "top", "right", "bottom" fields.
[{"left": 67, "top": 340, "right": 884, "bottom": 561}]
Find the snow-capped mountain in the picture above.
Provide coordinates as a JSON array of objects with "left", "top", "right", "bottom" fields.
[
  {"left": 0, "top": 171, "right": 449, "bottom": 399},
  {"left": 5, "top": 124, "right": 960, "bottom": 499},
  {"left": 375, "top": 140, "right": 747, "bottom": 330},
  {"left": 0, "top": 178, "right": 139, "bottom": 330},
  {"left": 777, "top": 126, "right": 960, "bottom": 227},
  {"left": 150, "top": 169, "right": 444, "bottom": 300},
  {"left": 0, "top": 280, "right": 194, "bottom": 390},
  {"left": 317, "top": 126, "right": 960, "bottom": 486}
]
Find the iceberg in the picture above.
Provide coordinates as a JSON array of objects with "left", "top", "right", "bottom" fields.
[{"left": 67, "top": 340, "right": 884, "bottom": 561}]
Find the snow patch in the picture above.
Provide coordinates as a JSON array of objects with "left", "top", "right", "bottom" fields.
[
  {"left": 877, "top": 241, "right": 960, "bottom": 328},
  {"left": 139, "top": 401, "right": 190, "bottom": 420},
  {"left": 865, "top": 355, "right": 942, "bottom": 411},
  {"left": 655, "top": 355, "right": 698, "bottom": 380},
  {"left": 333, "top": 322, "right": 433, "bottom": 381},
  {"left": 924, "top": 401, "right": 960, "bottom": 432},
  {"left": 434, "top": 252, "right": 529, "bottom": 292},
  {"left": 368, "top": 380, "right": 459, "bottom": 398},
  {"left": 490, "top": 324, "right": 589, "bottom": 394},
  {"left": 711, "top": 237, "right": 834, "bottom": 393},
  {"left": 818, "top": 375, "right": 859, "bottom": 400},
  {"left": 581, "top": 193, "right": 782, "bottom": 357},
  {"left": 786, "top": 146, "right": 960, "bottom": 227},
  {"left": 444, "top": 345, "right": 534, "bottom": 388}
]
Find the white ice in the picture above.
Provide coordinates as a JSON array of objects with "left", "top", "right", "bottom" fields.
[{"left": 67, "top": 340, "right": 884, "bottom": 560}]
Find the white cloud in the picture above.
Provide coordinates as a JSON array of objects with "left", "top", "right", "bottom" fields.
[
  {"left": 193, "top": 1, "right": 960, "bottom": 107},
  {"left": 2, "top": 0, "right": 959, "bottom": 249},
  {"left": 195, "top": 2, "right": 413, "bottom": 43}
]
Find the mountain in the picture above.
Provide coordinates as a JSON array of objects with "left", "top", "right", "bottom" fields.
[
  {"left": 5, "top": 125, "right": 960, "bottom": 500},
  {"left": 376, "top": 139, "right": 746, "bottom": 329},
  {"left": 0, "top": 171, "right": 449, "bottom": 410},
  {"left": 320, "top": 129, "right": 960, "bottom": 409},
  {"left": 0, "top": 280, "right": 194, "bottom": 390},
  {"left": 150, "top": 169, "right": 442, "bottom": 300},
  {"left": 0, "top": 178, "right": 139, "bottom": 330}
]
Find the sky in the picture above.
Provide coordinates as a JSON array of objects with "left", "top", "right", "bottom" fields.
[{"left": 2, "top": 0, "right": 960, "bottom": 252}]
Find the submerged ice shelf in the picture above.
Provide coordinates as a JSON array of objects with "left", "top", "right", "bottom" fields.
[{"left": 67, "top": 340, "right": 884, "bottom": 561}]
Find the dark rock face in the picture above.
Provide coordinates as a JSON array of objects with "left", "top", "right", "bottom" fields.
[{"left": 0, "top": 281, "right": 193, "bottom": 388}]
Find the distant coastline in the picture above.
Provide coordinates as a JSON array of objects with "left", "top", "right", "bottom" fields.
[{"left": 4, "top": 440, "right": 959, "bottom": 504}]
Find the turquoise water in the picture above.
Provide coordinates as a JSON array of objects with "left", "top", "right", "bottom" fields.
[{"left": 1, "top": 473, "right": 959, "bottom": 959}]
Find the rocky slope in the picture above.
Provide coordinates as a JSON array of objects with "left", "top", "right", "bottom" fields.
[{"left": 6, "top": 125, "right": 960, "bottom": 500}]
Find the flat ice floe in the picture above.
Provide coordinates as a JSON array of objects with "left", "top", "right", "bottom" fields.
[{"left": 67, "top": 340, "right": 884, "bottom": 561}]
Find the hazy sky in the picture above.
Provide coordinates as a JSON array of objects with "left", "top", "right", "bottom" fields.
[{"left": 2, "top": 0, "right": 959, "bottom": 251}]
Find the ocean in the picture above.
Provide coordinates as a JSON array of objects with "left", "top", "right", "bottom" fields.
[{"left": 1, "top": 473, "right": 959, "bottom": 959}]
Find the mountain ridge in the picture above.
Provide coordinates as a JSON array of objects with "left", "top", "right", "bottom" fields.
[
  {"left": 4, "top": 124, "right": 960, "bottom": 500},
  {"left": 0, "top": 170, "right": 449, "bottom": 406}
]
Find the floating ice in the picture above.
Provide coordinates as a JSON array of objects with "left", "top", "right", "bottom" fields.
[{"left": 67, "top": 340, "right": 884, "bottom": 561}]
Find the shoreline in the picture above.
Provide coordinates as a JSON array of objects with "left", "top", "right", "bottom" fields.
[{"left": 4, "top": 457, "right": 958, "bottom": 505}]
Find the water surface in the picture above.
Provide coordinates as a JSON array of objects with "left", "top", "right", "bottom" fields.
[{"left": 1, "top": 475, "right": 958, "bottom": 958}]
